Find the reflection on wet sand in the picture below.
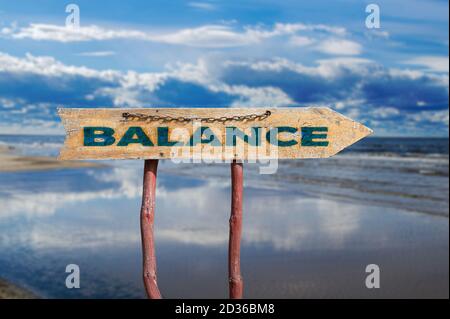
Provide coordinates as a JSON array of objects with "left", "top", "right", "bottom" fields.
[{"left": 0, "top": 164, "right": 448, "bottom": 298}]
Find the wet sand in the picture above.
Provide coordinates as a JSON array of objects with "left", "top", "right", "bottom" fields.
[
  {"left": 0, "top": 164, "right": 447, "bottom": 298},
  {"left": 0, "top": 137, "right": 447, "bottom": 298},
  {"left": 0, "top": 145, "right": 103, "bottom": 172},
  {"left": 0, "top": 278, "right": 36, "bottom": 299}
]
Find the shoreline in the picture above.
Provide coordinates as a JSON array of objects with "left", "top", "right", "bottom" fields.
[
  {"left": 0, "top": 145, "right": 104, "bottom": 172},
  {"left": 0, "top": 278, "right": 37, "bottom": 299}
]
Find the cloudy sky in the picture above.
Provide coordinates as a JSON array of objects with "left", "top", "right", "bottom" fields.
[{"left": 0, "top": 0, "right": 448, "bottom": 136}]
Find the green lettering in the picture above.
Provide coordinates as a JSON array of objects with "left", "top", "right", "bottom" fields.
[
  {"left": 117, "top": 127, "right": 153, "bottom": 146},
  {"left": 301, "top": 127, "right": 329, "bottom": 146},
  {"left": 83, "top": 127, "right": 115, "bottom": 146},
  {"left": 188, "top": 127, "right": 221, "bottom": 146},
  {"left": 157, "top": 127, "right": 179, "bottom": 146},
  {"left": 266, "top": 126, "right": 298, "bottom": 147},
  {"left": 226, "top": 127, "right": 261, "bottom": 146}
]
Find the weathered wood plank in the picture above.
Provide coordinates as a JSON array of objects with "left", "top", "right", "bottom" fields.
[{"left": 58, "top": 107, "right": 372, "bottom": 160}]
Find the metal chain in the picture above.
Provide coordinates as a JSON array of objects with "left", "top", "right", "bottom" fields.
[{"left": 121, "top": 110, "right": 271, "bottom": 123}]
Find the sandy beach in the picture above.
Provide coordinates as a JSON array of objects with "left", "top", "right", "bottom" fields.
[
  {"left": 0, "top": 278, "right": 36, "bottom": 299},
  {"left": 0, "top": 145, "right": 103, "bottom": 172},
  {"left": 0, "top": 139, "right": 107, "bottom": 299}
]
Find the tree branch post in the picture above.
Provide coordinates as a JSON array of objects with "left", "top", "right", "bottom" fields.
[
  {"left": 140, "top": 159, "right": 162, "bottom": 299},
  {"left": 229, "top": 160, "right": 244, "bottom": 299}
]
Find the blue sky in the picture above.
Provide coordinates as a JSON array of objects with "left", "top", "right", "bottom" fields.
[{"left": 0, "top": 0, "right": 448, "bottom": 136}]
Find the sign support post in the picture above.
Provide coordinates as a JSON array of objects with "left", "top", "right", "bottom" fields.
[
  {"left": 229, "top": 160, "right": 244, "bottom": 299},
  {"left": 140, "top": 159, "right": 162, "bottom": 299}
]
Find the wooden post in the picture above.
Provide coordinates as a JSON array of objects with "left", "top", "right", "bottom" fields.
[
  {"left": 140, "top": 159, "right": 162, "bottom": 299},
  {"left": 229, "top": 160, "right": 244, "bottom": 299}
]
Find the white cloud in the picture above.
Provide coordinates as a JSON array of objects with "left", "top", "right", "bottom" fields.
[
  {"left": 223, "top": 58, "right": 312, "bottom": 73},
  {"left": 345, "top": 108, "right": 360, "bottom": 120},
  {"left": 333, "top": 99, "right": 368, "bottom": 110},
  {"left": 0, "top": 97, "right": 23, "bottom": 108},
  {"left": 0, "top": 119, "right": 64, "bottom": 135},
  {"left": 408, "top": 109, "right": 449, "bottom": 126},
  {"left": 230, "top": 57, "right": 373, "bottom": 79},
  {"left": 163, "top": 58, "right": 293, "bottom": 106},
  {"left": 77, "top": 51, "right": 116, "bottom": 57},
  {"left": 316, "top": 38, "right": 362, "bottom": 56},
  {"left": 0, "top": 51, "right": 120, "bottom": 80},
  {"left": 155, "top": 25, "right": 260, "bottom": 47},
  {"left": 289, "top": 35, "right": 315, "bottom": 47},
  {"left": 405, "top": 56, "right": 449, "bottom": 73},
  {"left": 188, "top": 2, "right": 217, "bottom": 11},
  {"left": 2, "top": 23, "right": 146, "bottom": 42},
  {"left": 220, "top": 85, "right": 294, "bottom": 107},
  {"left": 365, "top": 30, "right": 390, "bottom": 39},
  {"left": 280, "top": 23, "right": 346, "bottom": 36},
  {"left": 0, "top": 51, "right": 295, "bottom": 114},
  {"left": 314, "top": 57, "right": 374, "bottom": 77},
  {"left": 371, "top": 107, "right": 400, "bottom": 118},
  {"left": 2, "top": 22, "right": 347, "bottom": 48},
  {"left": 152, "top": 23, "right": 345, "bottom": 48},
  {"left": 0, "top": 51, "right": 447, "bottom": 135}
]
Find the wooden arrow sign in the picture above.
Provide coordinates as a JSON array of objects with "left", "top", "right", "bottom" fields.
[
  {"left": 57, "top": 106, "right": 373, "bottom": 299},
  {"left": 58, "top": 107, "right": 372, "bottom": 160}
]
